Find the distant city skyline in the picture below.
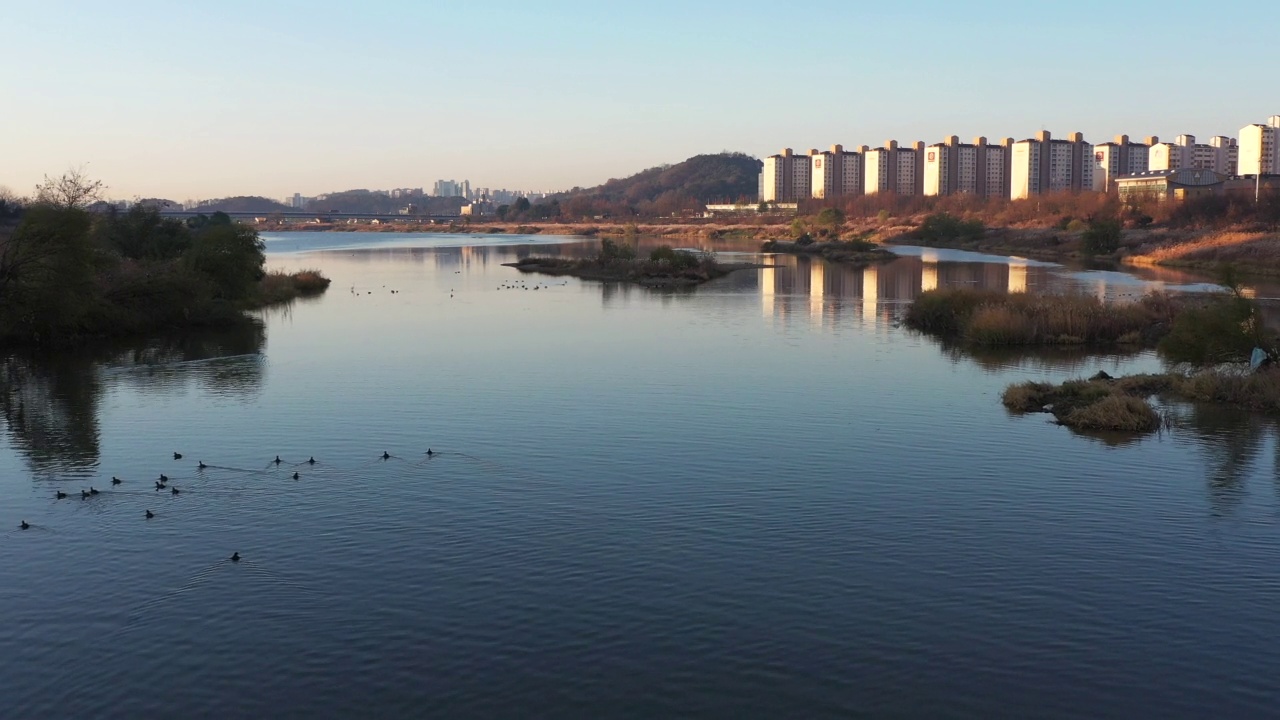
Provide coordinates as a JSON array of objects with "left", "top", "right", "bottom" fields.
[{"left": 2, "top": 0, "right": 1278, "bottom": 199}]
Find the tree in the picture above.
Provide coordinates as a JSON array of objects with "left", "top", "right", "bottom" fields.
[
  {"left": 916, "top": 213, "right": 984, "bottom": 244},
  {"left": 33, "top": 167, "right": 106, "bottom": 210},
  {"left": 1081, "top": 216, "right": 1122, "bottom": 255},
  {"left": 815, "top": 207, "right": 845, "bottom": 239}
]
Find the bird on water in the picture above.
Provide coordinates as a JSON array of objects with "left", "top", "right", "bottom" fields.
[
  {"left": 274, "top": 456, "right": 283, "bottom": 465},
  {"left": 155, "top": 481, "right": 166, "bottom": 490},
  {"left": 382, "top": 451, "right": 391, "bottom": 460},
  {"left": 171, "top": 487, "right": 180, "bottom": 496},
  {"left": 81, "top": 490, "right": 91, "bottom": 500},
  {"left": 292, "top": 472, "right": 300, "bottom": 480},
  {"left": 230, "top": 552, "right": 241, "bottom": 562},
  {"left": 198, "top": 461, "right": 208, "bottom": 470},
  {"left": 307, "top": 457, "right": 316, "bottom": 465},
  {"left": 159, "top": 474, "right": 169, "bottom": 483},
  {"left": 426, "top": 448, "right": 435, "bottom": 457},
  {"left": 56, "top": 491, "right": 67, "bottom": 499},
  {"left": 145, "top": 510, "right": 154, "bottom": 519},
  {"left": 89, "top": 487, "right": 100, "bottom": 495},
  {"left": 20, "top": 521, "right": 30, "bottom": 530},
  {"left": 112, "top": 477, "right": 122, "bottom": 486},
  {"left": 174, "top": 452, "right": 182, "bottom": 460}
]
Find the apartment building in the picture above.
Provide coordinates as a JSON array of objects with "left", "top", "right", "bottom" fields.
[
  {"left": 1147, "top": 134, "right": 1238, "bottom": 175},
  {"left": 1091, "top": 135, "right": 1151, "bottom": 192},
  {"left": 1010, "top": 131, "right": 1093, "bottom": 199},
  {"left": 922, "top": 136, "right": 1014, "bottom": 198},
  {"left": 810, "top": 144, "right": 866, "bottom": 199},
  {"left": 864, "top": 141, "right": 924, "bottom": 196},
  {"left": 1239, "top": 116, "right": 1280, "bottom": 176},
  {"left": 761, "top": 148, "right": 816, "bottom": 202}
]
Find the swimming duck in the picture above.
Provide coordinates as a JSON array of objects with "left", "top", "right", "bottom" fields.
[
  {"left": 382, "top": 451, "right": 391, "bottom": 460},
  {"left": 198, "top": 461, "right": 208, "bottom": 470},
  {"left": 112, "top": 477, "right": 122, "bottom": 485},
  {"left": 307, "top": 457, "right": 316, "bottom": 465},
  {"left": 159, "top": 474, "right": 169, "bottom": 483},
  {"left": 426, "top": 448, "right": 435, "bottom": 457},
  {"left": 292, "top": 472, "right": 300, "bottom": 480},
  {"left": 173, "top": 452, "right": 182, "bottom": 460},
  {"left": 89, "top": 487, "right": 99, "bottom": 495},
  {"left": 155, "top": 481, "right": 166, "bottom": 490},
  {"left": 274, "top": 456, "right": 282, "bottom": 465},
  {"left": 145, "top": 510, "right": 154, "bottom": 519},
  {"left": 230, "top": 552, "right": 241, "bottom": 562},
  {"left": 56, "top": 491, "right": 67, "bottom": 499},
  {"left": 171, "top": 487, "right": 180, "bottom": 496},
  {"left": 20, "top": 521, "right": 29, "bottom": 530},
  {"left": 81, "top": 490, "right": 91, "bottom": 500}
]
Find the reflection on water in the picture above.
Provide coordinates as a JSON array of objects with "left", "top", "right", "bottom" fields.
[
  {"left": 8, "top": 232, "right": 1280, "bottom": 718},
  {"left": 0, "top": 323, "right": 264, "bottom": 477}
]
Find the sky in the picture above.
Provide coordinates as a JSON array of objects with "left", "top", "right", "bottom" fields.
[{"left": 2, "top": 0, "right": 1278, "bottom": 201}]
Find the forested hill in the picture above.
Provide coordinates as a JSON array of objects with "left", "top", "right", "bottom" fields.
[
  {"left": 550, "top": 153, "right": 762, "bottom": 216},
  {"left": 188, "top": 196, "right": 293, "bottom": 213}
]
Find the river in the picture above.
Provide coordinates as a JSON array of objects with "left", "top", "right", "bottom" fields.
[{"left": 2, "top": 232, "right": 1278, "bottom": 718}]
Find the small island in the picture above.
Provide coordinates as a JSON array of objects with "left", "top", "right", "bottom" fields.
[{"left": 505, "top": 240, "right": 765, "bottom": 288}]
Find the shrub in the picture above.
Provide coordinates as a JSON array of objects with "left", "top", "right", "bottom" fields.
[
  {"left": 916, "top": 213, "right": 985, "bottom": 244},
  {"left": 1081, "top": 216, "right": 1123, "bottom": 255},
  {"left": 598, "top": 237, "right": 636, "bottom": 261},
  {"left": 1158, "top": 293, "right": 1266, "bottom": 365}
]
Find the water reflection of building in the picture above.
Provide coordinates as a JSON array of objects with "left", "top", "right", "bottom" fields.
[{"left": 756, "top": 253, "right": 1057, "bottom": 326}]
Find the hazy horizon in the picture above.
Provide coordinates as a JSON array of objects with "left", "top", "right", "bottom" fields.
[{"left": 3, "top": 0, "right": 1277, "bottom": 200}]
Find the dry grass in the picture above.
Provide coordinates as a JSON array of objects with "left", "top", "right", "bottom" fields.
[
  {"left": 1127, "top": 230, "right": 1280, "bottom": 269},
  {"left": 257, "top": 269, "right": 332, "bottom": 305},
  {"left": 1063, "top": 394, "right": 1162, "bottom": 433},
  {"left": 907, "top": 288, "right": 1181, "bottom": 347},
  {"left": 1172, "top": 369, "right": 1280, "bottom": 414}
]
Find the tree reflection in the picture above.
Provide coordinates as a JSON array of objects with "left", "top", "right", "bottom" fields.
[
  {"left": 1166, "top": 402, "right": 1268, "bottom": 515},
  {"left": 0, "top": 321, "right": 265, "bottom": 475}
]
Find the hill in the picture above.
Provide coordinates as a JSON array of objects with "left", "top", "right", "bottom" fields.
[
  {"left": 548, "top": 153, "right": 762, "bottom": 218},
  {"left": 189, "top": 196, "right": 293, "bottom": 213}
]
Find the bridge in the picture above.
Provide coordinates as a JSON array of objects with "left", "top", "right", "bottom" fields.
[{"left": 157, "top": 209, "right": 461, "bottom": 223}]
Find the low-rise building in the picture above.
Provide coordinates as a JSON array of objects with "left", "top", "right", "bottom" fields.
[{"left": 1115, "top": 168, "right": 1227, "bottom": 201}]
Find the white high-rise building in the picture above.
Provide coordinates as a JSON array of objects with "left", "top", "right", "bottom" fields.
[
  {"left": 864, "top": 141, "right": 924, "bottom": 196},
  {"left": 923, "top": 136, "right": 1013, "bottom": 198},
  {"left": 1092, "top": 135, "right": 1151, "bottom": 192},
  {"left": 1149, "top": 134, "right": 1237, "bottom": 175},
  {"left": 1239, "top": 116, "right": 1280, "bottom": 177},
  {"left": 760, "top": 148, "right": 814, "bottom": 202},
  {"left": 810, "top": 145, "right": 865, "bottom": 199},
  {"left": 1010, "top": 131, "right": 1093, "bottom": 200}
]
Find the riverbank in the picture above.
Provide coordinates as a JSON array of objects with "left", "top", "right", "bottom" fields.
[
  {"left": 760, "top": 239, "right": 897, "bottom": 266},
  {"left": 504, "top": 253, "right": 763, "bottom": 288}
]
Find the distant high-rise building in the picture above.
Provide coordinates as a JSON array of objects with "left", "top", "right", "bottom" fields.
[
  {"left": 760, "top": 148, "right": 813, "bottom": 202},
  {"left": 1239, "top": 116, "right": 1280, "bottom": 177},
  {"left": 1010, "top": 131, "right": 1093, "bottom": 199},
  {"left": 1092, "top": 135, "right": 1151, "bottom": 192},
  {"left": 810, "top": 144, "right": 865, "bottom": 199},
  {"left": 922, "top": 136, "right": 1013, "bottom": 198},
  {"left": 1148, "top": 134, "right": 1237, "bottom": 175},
  {"left": 864, "top": 141, "right": 924, "bottom": 196},
  {"left": 292, "top": 192, "right": 303, "bottom": 208}
]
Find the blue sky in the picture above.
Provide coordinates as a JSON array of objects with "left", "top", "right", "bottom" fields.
[{"left": 2, "top": 0, "right": 1277, "bottom": 200}]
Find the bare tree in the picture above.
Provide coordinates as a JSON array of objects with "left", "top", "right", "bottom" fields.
[{"left": 33, "top": 167, "right": 106, "bottom": 210}]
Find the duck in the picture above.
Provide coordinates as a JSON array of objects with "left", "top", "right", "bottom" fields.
[
  {"left": 426, "top": 448, "right": 435, "bottom": 457},
  {"left": 55, "top": 491, "right": 67, "bottom": 499},
  {"left": 112, "top": 477, "right": 122, "bottom": 486},
  {"left": 274, "top": 456, "right": 283, "bottom": 465},
  {"left": 155, "top": 481, "right": 166, "bottom": 490},
  {"left": 171, "top": 487, "right": 180, "bottom": 496},
  {"left": 89, "top": 487, "right": 100, "bottom": 495},
  {"left": 81, "top": 490, "right": 91, "bottom": 500},
  {"left": 292, "top": 472, "right": 300, "bottom": 480},
  {"left": 145, "top": 510, "right": 154, "bottom": 519},
  {"left": 382, "top": 451, "right": 391, "bottom": 460},
  {"left": 159, "top": 474, "right": 169, "bottom": 483},
  {"left": 307, "top": 456, "right": 316, "bottom": 465},
  {"left": 198, "top": 461, "right": 208, "bottom": 470},
  {"left": 230, "top": 552, "right": 241, "bottom": 562},
  {"left": 173, "top": 452, "right": 183, "bottom": 460},
  {"left": 20, "top": 521, "right": 30, "bottom": 530}
]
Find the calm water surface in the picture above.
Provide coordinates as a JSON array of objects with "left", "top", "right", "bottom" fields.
[{"left": 2, "top": 232, "right": 1279, "bottom": 718}]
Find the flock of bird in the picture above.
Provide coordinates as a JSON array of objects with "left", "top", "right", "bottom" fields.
[{"left": 16, "top": 448, "right": 440, "bottom": 563}]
